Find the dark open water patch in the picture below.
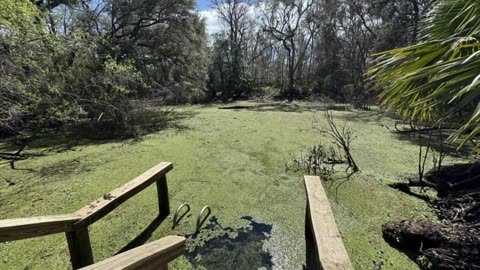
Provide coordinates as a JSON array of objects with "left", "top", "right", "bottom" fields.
[{"left": 185, "top": 216, "right": 273, "bottom": 270}]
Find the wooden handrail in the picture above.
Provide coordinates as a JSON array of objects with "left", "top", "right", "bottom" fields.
[
  {"left": 0, "top": 214, "right": 82, "bottom": 242},
  {"left": 0, "top": 162, "right": 174, "bottom": 269},
  {"left": 79, "top": 236, "right": 186, "bottom": 270},
  {"left": 74, "top": 162, "right": 173, "bottom": 228},
  {"left": 304, "top": 176, "right": 353, "bottom": 270}
]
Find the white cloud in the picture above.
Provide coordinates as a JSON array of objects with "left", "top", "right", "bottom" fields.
[
  {"left": 199, "top": 3, "right": 265, "bottom": 36},
  {"left": 199, "top": 9, "right": 223, "bottom": 36}
]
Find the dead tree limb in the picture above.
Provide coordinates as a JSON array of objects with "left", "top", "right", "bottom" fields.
[{"left": 323, "top": 111, "right": 359, "bottom": 172}]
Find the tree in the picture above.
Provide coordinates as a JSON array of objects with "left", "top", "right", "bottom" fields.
[
  {"left": 368, "top": 0, "right": 480, "bottom": 149},
  {"left": 0, "top": 0, "right": 148, "bottom": 166},
  {"left": 263, "top": 0, "right": 314, "bottom": 101},
  {"left": 210, "top": 0, "right": 254, "bottom": 100},
  {"left": 78, "top": 0, "right": 208, "bottom": 102},
  {"left": 368, "top": 0, "right": 435, "bottom": 51},
  {"left": 203, "top": 0, "right": 425, "bottom": 103}
]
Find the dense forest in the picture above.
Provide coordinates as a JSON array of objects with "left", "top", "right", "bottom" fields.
[
  {"left": 1, "top": 0, "right": 479, "bottom": 269},
  {"left": 1, "top": 0, "right": 438, "bottom": 141}
]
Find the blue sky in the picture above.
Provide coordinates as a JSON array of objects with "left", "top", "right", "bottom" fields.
[
  {"left": 197, "top": 0, "right": 222, "bottom": 35},
  {"left": 197, "top": 0, "right": 210, "bottom": 11}
]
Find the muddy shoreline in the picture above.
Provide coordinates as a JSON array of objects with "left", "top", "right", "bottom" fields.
[{"left": 383, "top": 163, "right": 480, "bottom": 269}]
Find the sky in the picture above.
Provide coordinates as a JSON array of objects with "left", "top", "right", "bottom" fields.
[
  {"left": 196, "top": 0, "right": 211, "bottom": 11},
  {"left": 196, "top": 0, "right": 262, "bottom": 36},
  {"left": 197, "top": 0, "right": 223, "bottom": 35}
]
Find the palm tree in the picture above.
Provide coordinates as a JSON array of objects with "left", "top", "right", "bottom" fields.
[{"left": 368, "top": 0, "right": 480, "bottom": 149}]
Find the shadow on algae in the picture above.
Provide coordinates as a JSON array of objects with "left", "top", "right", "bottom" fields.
[{"left": 185, "top": 216, "right": 273, "bottom": 269}]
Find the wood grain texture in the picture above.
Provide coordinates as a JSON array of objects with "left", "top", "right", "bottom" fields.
[
  {"left": 74, "top": 162, "right": 173, "bottom": 228},
  {"left": 66, "top": 226, "right": 94, "bottom": 269},
  {"left": 0, "top": 162, "right": 176, "bottom": 269},
  {"left": 0, "top": 214, "right": 82, "bottom": 242},
  {"left": 79, "top": 236, "right": 186, "bottom": 270},
  {"left": 304, "top": 175, "right": 353, "bottom": 270}
]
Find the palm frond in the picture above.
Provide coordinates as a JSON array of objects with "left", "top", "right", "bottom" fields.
[{"left": 368, "top": 0, "right": 480, "bottom": 150}]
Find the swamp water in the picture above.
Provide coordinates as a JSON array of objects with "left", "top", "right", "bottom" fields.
[{"left": 185, "top": 216, "right": 274, "bottom": 269}]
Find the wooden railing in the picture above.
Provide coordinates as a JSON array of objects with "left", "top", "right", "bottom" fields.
[
  {"left": 80, "top": 235, "right": 185, "bottom": 270},
  {"left": 0, "top": 162, "right": 177, "bottom": 269},
  {"left": 304, "top": 175, "right": 353, "bottom": 270}
]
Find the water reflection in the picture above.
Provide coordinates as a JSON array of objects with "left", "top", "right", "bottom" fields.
[{"left": 185, "top": 216, "right": 273, "bottom": 270}]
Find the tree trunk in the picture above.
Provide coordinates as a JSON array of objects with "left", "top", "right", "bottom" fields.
[{"left": 285, "top": 39, "right": 296, "bottom": 102}]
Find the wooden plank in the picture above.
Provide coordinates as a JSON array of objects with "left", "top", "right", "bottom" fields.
[
  {"left": 156, "top": 175, "right": 170, "bottom": 217},
  {"left": 0, "top": 214, "right": 82, "bottom": 242},
  {"left": 305, "top": 203, "right": 321, "bottom": 270},
  {"left": 66, "top": 227, "right": 94, "bottom": 269},
  {"left": 304, "top": 176, "right": 353, "bottom": 270},
  {"left": 74, "top": 162, "right": 173, "bottom": 228},
  {"left": 79, "top": 235, "right": 186, "bottom": 270}
]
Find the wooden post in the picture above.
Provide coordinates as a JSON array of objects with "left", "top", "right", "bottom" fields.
[
  {"left": 66, "top": 227, "right": 94, "bottom": 269},
  {"left": 305, "top": 201, "right": 321, "bottom": 270},
  {"left": 0, "top": 162, "right": 174, "bottom": 270},
  {"left": 304, "top": 176, "right": 353, "bottom": 270},
  {"left": 305, "top": 202, "right": 312, "bottom": 241},
  {"left": 156, "top": 175, "right": 170, "bottom": 217}
]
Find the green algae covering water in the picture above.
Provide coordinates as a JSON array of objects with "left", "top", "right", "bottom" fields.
[
  {"left": 1, "top": 102, "right": 447, "bottom": 269},
  {"left": 185, "top": 216, "right": 274, "bottom": 269}
]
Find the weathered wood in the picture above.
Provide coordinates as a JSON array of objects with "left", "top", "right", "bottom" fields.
[
  {"left": 66, "top": 226, "right": 94, "bottom": 269},
  {"left": 74, "top": 162, "right": 173, "bottom": 228},
  {"left": 156, "top": 174, "right": 170, "bottom": 217},
  {"left": 0, "top": 162, "right": 175, "bottom": 269},
  {"left": 0, "top": 214, "right": 82, "bottom": 242},
  {"left": 79, "top": 236, "right": 186, "bottom": 270},
  {"left": 304, "top": 175, "right": 353, "bottom": 270}
]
